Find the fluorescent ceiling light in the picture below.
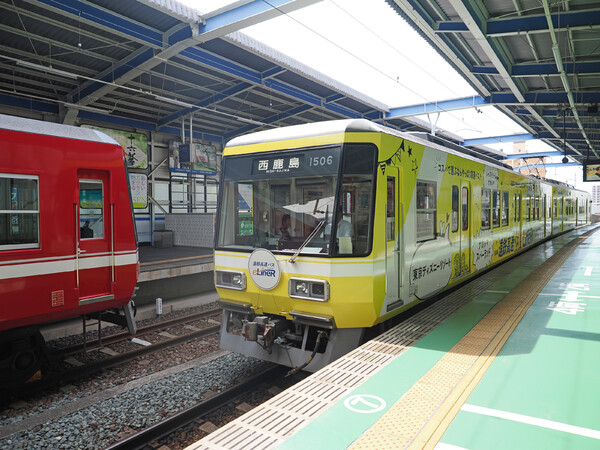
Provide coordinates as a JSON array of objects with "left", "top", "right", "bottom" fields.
[
  {"left": 63, "top": 102, "right": 109, "bottom": 114},
  {"left": 238, "top": 116, "right": 266, "bottom": 125},
  {"left": 16, "top": 60, "right": 78, "bottom": 80},
  {"left": 154, "top": 94, "right": 196, "bottom": 108},
  {"left": 153, "top": 93, "right": 270, "bottom": 127}
]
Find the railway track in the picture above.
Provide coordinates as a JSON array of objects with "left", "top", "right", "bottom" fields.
[
  {"left": 52, "top": 307, "right": 222, "bottom": 357},
  {"left": 106, "top": 365, "right": 289, "bottom": 450},
  {"left": 7, "top": 309, "right": 222, "bottom": 399}
]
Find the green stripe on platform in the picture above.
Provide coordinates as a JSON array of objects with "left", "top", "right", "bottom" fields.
[
  {"left": 439, "top": 230, "right": 600, "bottom": 449},
  {"left": 278, "top": 259, "right": 547, "bottom": 448}
]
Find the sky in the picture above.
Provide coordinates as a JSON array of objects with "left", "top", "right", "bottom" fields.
[{"left": 181, "top": 0, "right": 594, "bottom": 193}]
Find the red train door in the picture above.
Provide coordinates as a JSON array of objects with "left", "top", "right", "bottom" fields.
[{"left": 77, "top": 171, "right": 113, "bottom": 303}]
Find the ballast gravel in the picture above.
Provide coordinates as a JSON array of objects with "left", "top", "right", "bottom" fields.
[{"left": 0, "top": 353, "right": 269, "bottom": 449}]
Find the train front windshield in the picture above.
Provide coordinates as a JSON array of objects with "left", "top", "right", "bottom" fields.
[{"left": 217, "top": 144, "right": 377, "bottom": 256}]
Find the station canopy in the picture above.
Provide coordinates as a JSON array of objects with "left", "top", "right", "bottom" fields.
[{"left": 1, "top": 0, "right": 598, "bottom": 165}]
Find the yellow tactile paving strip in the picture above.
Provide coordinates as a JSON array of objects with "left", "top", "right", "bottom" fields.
[{"left": 350, "top": 236, "right": 585, "bottom": 450}]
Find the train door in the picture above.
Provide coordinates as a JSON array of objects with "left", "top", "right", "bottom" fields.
[
  {"left": 517, "top": 192, "right": 523, "bottom": 243},
  {"left": 460, "top": 182, "right": 471, "bottom": 274},
  {"left": 384, "top": 168, "right": 401, "bottom": 305},
  {"left": 561, "top": 196, "right": 565, "bottom": 231},
  {"left": 450, "top": 182, "right": 471, "bottom": 278},
  {"left": 543, "top": 195, "right": 547, "bottom": 237},
  {"left": 576, "top": 198, "right": 579, "bottom": 226},
  {"left": 587, "top": 199, "right": 590, "bottom": 223},
  {"left": 77, "top": 171, "right": 113, "bottom": 302},
  {"left": 551, "top": 197, "right": 556, "bottom": 235}
]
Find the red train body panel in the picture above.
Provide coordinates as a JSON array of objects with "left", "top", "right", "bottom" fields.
[{"left": 0, "top": 114, "right": 138, "bottom": 335}]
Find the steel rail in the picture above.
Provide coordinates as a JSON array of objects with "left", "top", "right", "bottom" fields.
[
  {"left": 106, "top": 365, "right": 287, "bottom": 450},
  {"left": 14, "top": 324, "right": 221, "bottom": 398},
  {"left": 52, "top": 308, "right": 221, "bottom": 357}
]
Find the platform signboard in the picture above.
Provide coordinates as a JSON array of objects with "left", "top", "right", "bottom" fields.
[
  {"left": 169, "top": 141, "right": 217, "bottom": 175},
  {"left": 83, "top": 125, "right": 148, "bottom": 169},
  {"left": 583, "top": 162, "right": 600, "bottom": 182}
]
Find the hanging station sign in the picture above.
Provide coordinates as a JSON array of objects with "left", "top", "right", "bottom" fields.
[
  {"left": 583, "top": 161, "right": 600, "bottom": 182},
  {"left": 169, "top": 141, "right": 217, "bottom": 175}
]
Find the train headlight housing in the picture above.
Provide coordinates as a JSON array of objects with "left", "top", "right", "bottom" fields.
[
  {"left": 295, "top": 281, "right": 309, "bottom": 295},
  {"left": 289, "top": 278, "right": 329, "bottom": 302},
  {"left": 215, "top": 270, "right": 246, "bottom": 290}
]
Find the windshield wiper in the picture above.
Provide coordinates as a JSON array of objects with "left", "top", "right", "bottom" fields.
[{"left": 289, "top": 219, "right": 326, "bottom": 264}]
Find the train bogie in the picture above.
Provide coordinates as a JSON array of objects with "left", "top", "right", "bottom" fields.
[{"left": 215, "top": 119, "right": 591, "bottom": 372}]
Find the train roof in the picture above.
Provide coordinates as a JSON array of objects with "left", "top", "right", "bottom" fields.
[
  {"left": 0, "top": 113, "right": 119, "bottom": 146},
  {"left": 226, "top": 118, "right": 512, "bottom": 169},
  {"left": 226, "top": 119, "right": 588, "bottom": 194},
  {"left": 225, "top": 118, "right": 381, "bottom": 148}
]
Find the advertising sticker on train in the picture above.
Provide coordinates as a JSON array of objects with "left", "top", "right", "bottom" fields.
[{"left": 248, "top": 249, "right": 281, "bottom": 290}]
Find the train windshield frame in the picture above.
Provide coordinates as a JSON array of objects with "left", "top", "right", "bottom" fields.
[{"left": 216, "top": 143, "right": 377, "bottom": 257}]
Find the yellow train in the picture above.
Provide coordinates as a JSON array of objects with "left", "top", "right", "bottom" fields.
[{"left": 215, "top": 119, "right": 591, "bottom": 371}]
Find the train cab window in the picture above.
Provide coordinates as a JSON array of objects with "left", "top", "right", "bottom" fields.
[
  {"left": 481, "top": 188, "right": 491, "bottom": 230},
  {"left": 492, "top": 190, "right": 500, "bottom": 228},
  {"left": 79, "top": 179, "right": 104, "bottom": 239},
  {"left": 416, "top": 181, "right": 436, "bottom": 241},
  {"left": 451, "top": 185, "right": 459, "bottom": 233},
  {"left": 462, "top": 186, "right": 469, "bottom": 231},
  {"left": 0, "top": 174, "right": 39, "bottom": 249},
  {"left": 335, "top": 144, "right": 377, "bottom": 256},
  {"left": 502, "top": 191, "right": 509, "bottom": 226}
]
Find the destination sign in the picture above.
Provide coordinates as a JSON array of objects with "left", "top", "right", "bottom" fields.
[{"left": 223, "top": 147, "right": 340, "bottom": 180}]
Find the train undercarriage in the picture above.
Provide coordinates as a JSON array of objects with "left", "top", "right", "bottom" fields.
[{"left": 218, "top": 300, "right": 363, "bottom": 373}]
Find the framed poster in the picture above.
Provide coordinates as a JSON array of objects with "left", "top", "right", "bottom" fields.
[
  {"left": 169, "top": 141, "right": 217, "bottom": 175},
  {"left": 129, "top": 173, "right": 148, "bottom": 209},
  {"left": 583, "top": 163, "right": 600, "bottom": 182},
  {"left": 83, "top": 125, "right": 148, "bottom": 169}
]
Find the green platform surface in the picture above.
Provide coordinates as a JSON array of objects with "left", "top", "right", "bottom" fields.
[
  {"left": 278, "top": 227, "right": 600, "bottom": 449},
  {"left": 440, "top": 229, "right": 600, "bottom": 449}
]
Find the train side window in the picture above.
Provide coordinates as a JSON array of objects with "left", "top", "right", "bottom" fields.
[
  {"left": 492, "top": 190, "right": 500, "bottom": 228},
  {"left": 451, "top": 185, "right": 459, "bottom": 233},
  {"left": 0, "top": 174, "right": 39, "bottom": 250},
  {"left": 502, "top": 191, "right": 509, "bottom": 226},
  {"left": 481, "top": 188, "right": 490, "bottom": 230},
  {"left": 514, "top": 194, "right": 520, "bottom": 222},
  {"left": 462, "top": 187, "right": 469, "bottom": 231},
  {"left": 526, "top": 197, "right": 531, "bottom": 221},
  {"left": 535, "top": 197, "right": 540, "bottom": 220},
  {"left": 387, "top": 177, "right": 395, "bottom": 241},
  {"left": 79, "top": 179, "right": 104, "bottom": 239},
  {"left": 416, "top": 181, "right": 436, "bottom": 241}
]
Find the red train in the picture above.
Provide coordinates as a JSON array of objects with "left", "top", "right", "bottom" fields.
[{"left": 0, "top": 114, "right": 139, "bottom": 386}]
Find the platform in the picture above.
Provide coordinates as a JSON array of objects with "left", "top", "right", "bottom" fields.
[
  {"left": 136, "top": 245, "right": 214, "bottom": 304},
  {"left": 139, "top": 245, "right": 213, "bottom": 277},
  {"left": 189, "top": 224, "right": 600, "bottom": 449}
]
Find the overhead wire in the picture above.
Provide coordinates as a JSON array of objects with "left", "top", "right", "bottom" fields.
[{"left": 258, "top": 0, "right": 526, "bottom": 143}]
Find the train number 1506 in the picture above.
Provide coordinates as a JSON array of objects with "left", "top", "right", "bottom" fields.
[{"left": 309, "top": 155, "right": 334, "bottom": 167}]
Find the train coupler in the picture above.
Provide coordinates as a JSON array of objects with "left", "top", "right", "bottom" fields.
[{"left": 242, "top": 316, "right": 289, "bottom": 354}]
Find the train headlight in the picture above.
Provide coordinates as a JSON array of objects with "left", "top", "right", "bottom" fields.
[
  {"left": 289, "top": 278, "right": 329, "bottom": 302},
  {"left": 232, "top": 273, "right": 244, "bottom": 287},
  {"left": 295, "top": 281, "right": 309, "bottom": 295},
  {"left": 215, "top": 270, "right": 246, "bottom": 290}
]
